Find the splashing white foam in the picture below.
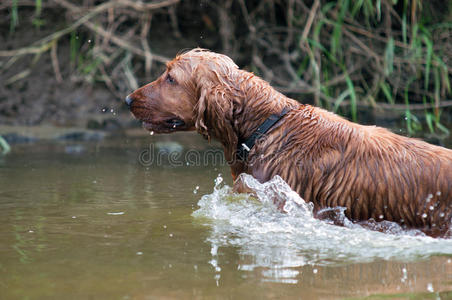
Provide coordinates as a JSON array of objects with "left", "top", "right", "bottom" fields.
[{"left": 193, "top": 174, "right": 452, "bottom": 283}]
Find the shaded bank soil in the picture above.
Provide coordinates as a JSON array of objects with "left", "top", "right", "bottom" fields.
[
  {"left": 0, "top": 30, "right": 134, "bottom": 128},
  {"left": 0, "top": 12, "right": 185, "bottom": 129}
]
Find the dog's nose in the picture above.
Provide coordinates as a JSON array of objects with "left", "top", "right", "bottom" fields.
[{"left": 125, "top": 95, "right": 134, "bottom": 106}]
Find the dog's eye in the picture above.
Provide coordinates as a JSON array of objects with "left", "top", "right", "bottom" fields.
[{"left": 166, "top": 74, "right": 175, "bottom": 84}]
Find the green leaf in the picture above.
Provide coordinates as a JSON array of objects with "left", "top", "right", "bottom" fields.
[
  {"left": 334, "top": 89, "right": 352, "bottom": 113},
  {"left": 376, "top": 0, "right": 381, "bottom": 20},
  {"left": 379, "top": 81, "right": 394, "bottom": 104},
  {"left": 405, "top": 109, "right": 413, "bottom": 135},
  {"left": 404, "top": 76, "right": 417, "bottom": 135},
  {"left": 35, "top": 0, "right": 42, "bottom": 17},
  {"left": 331, "top": 0, "right": 349, "bottom": 57},
  {"left": 425, "top": 113, "right": 434, "bottom": 133},
  {"left": 70, "top": 31, "right": 80, "bottom": 65},
  {"left": 297, "top": 56, "right": 310, "bottom": 76},
  {"left": 422, "top": 35, "right": 432, "bottom": 91},
  {"left": 436, "top": 123, "right": 450, "bottom": 135},
  {"left": 351, "top": 0, "right": 364, "bottom": 17},
  {"left": 345, "top": 74, "right": 357, "bottom": 122},
  {"left": 384, "top": 38, "right": 394, "bottom": 76},
  {"left": 10, "top": 0, "right": 19, "bottom": 33},
  {"left": 32, "top": 18, "right": 45, "bottom": 28},
  {"left": 402, "top": 1, "right": 407, "bottom": 45}
]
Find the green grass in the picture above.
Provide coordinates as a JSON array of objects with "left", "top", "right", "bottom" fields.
[
  {"left": 298, "top": 0, "right": 451, "bottom": 134},
  {"left": 9, "top": 0, "right": 18, "bottom": 33}
]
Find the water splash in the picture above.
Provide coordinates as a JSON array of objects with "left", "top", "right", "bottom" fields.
[{"left": 193, "top": 174, "right": 452, "bottom": 283}]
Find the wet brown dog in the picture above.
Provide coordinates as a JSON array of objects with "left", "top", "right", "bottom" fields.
[{"left": 126, "top": 49, "right": 452, "bottom": 237}]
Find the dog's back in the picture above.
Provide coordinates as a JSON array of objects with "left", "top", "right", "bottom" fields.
[{"left": 250, "top": 105, "right": 452, "bottom": 236}]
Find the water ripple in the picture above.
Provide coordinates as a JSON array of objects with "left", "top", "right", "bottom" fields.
[{"left": 193, "top": 174, "right": 452, "bottom": 283}]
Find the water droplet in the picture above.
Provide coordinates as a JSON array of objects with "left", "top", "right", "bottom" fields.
[
  {"left": 193, "top": 186, "right": 200, "bottom": 194},
  {"left": 107, "top": 212, "right": 124, "bottom": 215},
  {"left": 211, "top": 244, "right": 218, "bottom": 256},
  {"left": 421, "top": 213, "right": 427, "bottom": 218},
  {"left": 401, "top": 267, "right": 407, "bottom": 282},
  {"left": 214, "top": 174, "right": 223, "bottom": 187}
]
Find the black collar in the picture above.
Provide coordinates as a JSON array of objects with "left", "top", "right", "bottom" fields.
[{"left": 236, "top": 107, "right": 291, "bottom": 161}]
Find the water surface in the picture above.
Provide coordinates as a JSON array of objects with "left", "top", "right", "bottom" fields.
[{"left": 0, "top": 133, "right": 451, "bottom": 299}]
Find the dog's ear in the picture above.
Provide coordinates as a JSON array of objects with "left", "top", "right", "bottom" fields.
[
  {"left": 194, "top": 85, "right": 210, "bottom": 140},
  {"left": 194, "top": 68, "right": 238, "bottom": 157}
]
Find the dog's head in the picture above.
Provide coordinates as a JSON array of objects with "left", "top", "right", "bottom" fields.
[{"left": 126, "top": 48, "right": 240, "bottom": 137}]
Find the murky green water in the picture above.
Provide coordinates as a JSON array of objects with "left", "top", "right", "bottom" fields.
[{"left": 1, "top": 132, "right": 451, "bottom": 299}]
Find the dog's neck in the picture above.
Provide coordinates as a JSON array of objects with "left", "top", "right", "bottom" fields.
[
  {"left": 207, "top": 72, "right": 300, "bottom": 172},
  {"left": 233, "top": 73, "right": 299, "bottom": 143}
]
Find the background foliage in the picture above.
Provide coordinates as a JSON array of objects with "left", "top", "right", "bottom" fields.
[{"left": 0, "top": 0, "right": 451, "bottom": 136}]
